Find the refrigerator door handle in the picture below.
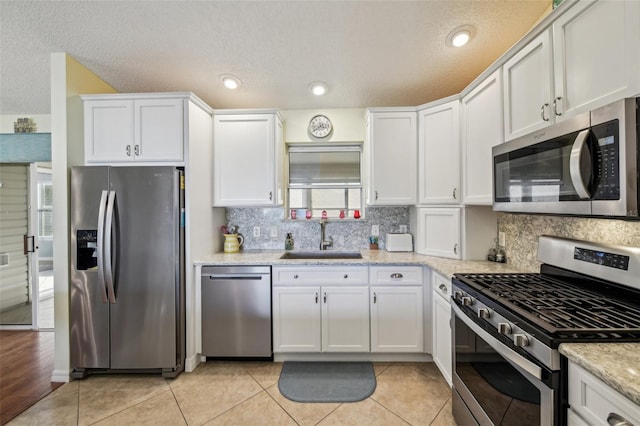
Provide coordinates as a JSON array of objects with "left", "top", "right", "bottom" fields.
[
  {"left": 96, "top": 190, "right": 109, "bottom": 303},
  {"left": 104, "top": 190, "right": 117, "bottom": 304}
]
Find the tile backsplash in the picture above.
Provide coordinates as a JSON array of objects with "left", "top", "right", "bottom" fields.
[
  {"left": 226, "top": 207, "right": 410, "bottom": 250},
  {"left": 498, "top": 213, "right": 640, "bottom": 272}
]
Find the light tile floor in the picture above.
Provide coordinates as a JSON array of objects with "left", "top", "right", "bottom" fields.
[{"left": 10, "top": 362, "right": 456, "bottom": 425}]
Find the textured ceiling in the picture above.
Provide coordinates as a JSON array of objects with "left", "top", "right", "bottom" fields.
[{"left": 0, "top": 0, "right": 550, "bottom": 114}]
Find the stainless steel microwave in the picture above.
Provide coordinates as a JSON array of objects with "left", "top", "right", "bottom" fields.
[{"left": 493, "top": 97, "right": 639, "bottom": 218}]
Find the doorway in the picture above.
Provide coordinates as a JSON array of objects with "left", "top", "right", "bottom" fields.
[{"left": 0, "top": 163, "right": 52, "bottom": 330}]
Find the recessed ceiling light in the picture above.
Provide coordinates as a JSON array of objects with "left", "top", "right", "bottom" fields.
[
  {"left": 220, "top": 74, "right": 241, "bottom": 90},
  {"left": 446, "top": 25, "right": 475, "bottom": 48},
  {"left": 309, "top": 81, "right": 328, "bottom": 96}
]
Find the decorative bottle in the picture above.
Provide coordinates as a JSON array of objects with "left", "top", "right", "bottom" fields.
[{"left": 285, "top": 233, "right": 294, "bottom": 251}]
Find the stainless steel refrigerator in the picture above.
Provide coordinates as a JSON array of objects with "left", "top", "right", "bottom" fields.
[{"left": 70, "top": 166, "right": 185, "bottom": 378}]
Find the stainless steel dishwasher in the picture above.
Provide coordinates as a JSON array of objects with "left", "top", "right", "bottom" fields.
[{"left": 201, "top": 266, "right": 272, "bottom": 358}]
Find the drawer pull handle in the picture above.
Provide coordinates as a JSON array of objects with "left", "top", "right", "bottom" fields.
[
  {"left": 134, "top": 144, "right": 140, "bottom": 156},
  {"left": 452, "top": 188, "right": 457, "bottom": 199},
  {"left": 373, "top": 292, "right": 377, "bottom": 303},
  {"left": 315, "top": 292, "right": 318, "bottom": 304},
  {"left": 390, "top": 273, "right": 403, "bottom": 279},
  {"left": 293, "top": 274, "right": 299, "bottom": 279},
  {"left": 269, "top": 191, "right": 273, "bottom": 201},
  {"left": 344, "top": 274, "right": 348, "bottom": 279},
  {"left": 553, "top": 96, "right": 563, "bottom": 116},
  {"left": 540, "top": 103, "right": 550, "bottom": 122},
  {"left": 607, "top": 413, "right": 634, "bottom": 426},
  {"left": 126, "top": 145, "right": 131, "bottom": 156},
  {"left": 439, "top": 283, "right": 447, "bottom": 292},
  {"left": 375, "top": 190, "right": 378, "bottom": 200}
]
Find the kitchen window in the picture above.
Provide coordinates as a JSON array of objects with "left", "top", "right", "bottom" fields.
[{"left": 287, "top": 143, "right": 363, "bottom": 219}]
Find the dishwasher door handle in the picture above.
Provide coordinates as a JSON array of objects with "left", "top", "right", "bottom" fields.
[{"left": 206, "top": 274, "right": 266, "bottom": 280}]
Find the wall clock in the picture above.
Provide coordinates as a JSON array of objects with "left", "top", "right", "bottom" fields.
[{"left": 308, "top": 114, "right": 333, "bottom": 139}]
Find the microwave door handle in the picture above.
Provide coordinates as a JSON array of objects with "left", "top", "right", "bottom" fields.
[{"left": 569, "top": 129, "right": 592, "bottom": 199}]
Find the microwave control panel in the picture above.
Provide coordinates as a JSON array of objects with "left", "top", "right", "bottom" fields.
[{"left": 591, "top": 119, "right": 620, "bottom": 200}]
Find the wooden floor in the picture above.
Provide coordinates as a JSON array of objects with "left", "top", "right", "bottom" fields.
[{"left": 0, "top": 330, "right": 62, "bottom": 425}]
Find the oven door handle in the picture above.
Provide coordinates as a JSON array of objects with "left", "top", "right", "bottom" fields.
[{"left": 452, "top": 303, "right": 542, "bottom": 380}]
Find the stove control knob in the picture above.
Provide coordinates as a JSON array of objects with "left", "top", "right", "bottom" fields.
[
  {"left": 461, "top": 296, "right": 474, "bottom": 306},
  {"left": 498, "top": 322, "right": 512, "bottom": 335},
  {"left": 453, "top": 291, "right": 463, "bottom": 301},
  {"left": 477, "top": 308, "right": 491, "bottom": 319},
  {"left": 514, "top": 334, "right": 530, "bottom": 347}
]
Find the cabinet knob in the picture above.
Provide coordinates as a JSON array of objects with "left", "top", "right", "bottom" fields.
[
  {"left": 390, "top": 273, "right": 403, "bottom": 279},
  {"left": 540, "top": 103, "right": 550, "bottom": 122},
  {"left": 134, "top": 144, "right": 140, "bottom": 156},
  {"left": 126, "top": 145, "right": 131, "bottom": 156},
  {"left": 293, "top": 274, "right": 299, "bottom": 279},
  {"left": 343, "top": 274, "right": 348, "bottom": 279},
  {"left": 553, "top": 97, "right": 563, "bottom": 116}
]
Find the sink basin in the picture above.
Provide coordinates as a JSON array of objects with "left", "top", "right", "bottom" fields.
[{"left": 280, "top": 251, "right": 363, "bottom": 260}]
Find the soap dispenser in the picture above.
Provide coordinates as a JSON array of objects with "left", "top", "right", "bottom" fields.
[{"left": 285, "top": 233, "right": 294, "bottom": 251}]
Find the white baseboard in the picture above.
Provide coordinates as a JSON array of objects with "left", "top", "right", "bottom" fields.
[
  {"left": 51, "top": 369, "right": 70, "bottom": 383},
  {"left": 184, "top": 354, "right": 201, "bottom": 372}
]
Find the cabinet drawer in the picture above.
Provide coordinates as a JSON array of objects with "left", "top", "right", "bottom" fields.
[
  {"left": 432, "top": 271, "right": 452, "bottom": 302},
  {"left": 568, "top": 362, "right": 640, "bottom": 426},
  {"left": 369, "top": 266, "right": 423, "bottom": 285},
  {"left": 272, "top": 266, "right": 369, "bottom": 285}
]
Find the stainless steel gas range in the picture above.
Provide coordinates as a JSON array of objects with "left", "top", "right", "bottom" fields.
[{"left": 451, "top": 235, "right": 640, "bottom": 425}]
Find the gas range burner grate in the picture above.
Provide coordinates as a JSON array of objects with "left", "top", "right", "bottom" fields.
[{"left": 456, "top": 273, "right": 640, "bottom": 338}]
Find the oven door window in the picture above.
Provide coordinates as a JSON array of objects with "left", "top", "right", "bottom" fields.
[
  {"left": 454, "top": 315, "right": 541, "bottom": 425},
  {"left": 494, "top": 129, "right": 593, "bottom": 203}
]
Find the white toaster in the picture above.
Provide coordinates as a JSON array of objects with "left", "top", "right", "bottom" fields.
[{"left": 385, "top": 233, "right": 413, "bottom": 252}]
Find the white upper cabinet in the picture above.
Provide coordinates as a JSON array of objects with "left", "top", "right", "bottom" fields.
[
  {"left": 503, "top": 0, "right": 640, "bottom": 141},
  {"left": 461, "top": 70, "right": 503, "bottom": 205},
  {"left": 366, "top": 110, "right": 417, "bottom": 206},
  {"left": 414, "top": 207, "right": 461, "bottom": 259},
  {"left": 83, "top": 94, "right": 186, "bottom": 164},
  {"left": 418, "top": 100, "right": 460, "bottom": 205},
  {"left": 503, "top": 30, "right": 554, "bottom": 141},
  {"left": 552, "top": 0, "right": 640, "bottom": 120},
  {"left": 213, "top": 111, "right": 283, "bottom": 207}
]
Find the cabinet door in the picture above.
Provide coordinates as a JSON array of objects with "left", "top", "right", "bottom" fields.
[
  {"left": 272, "top": 286, "right": 321, "bottom": 352},
  {"left": 503, "top": 30, "right": 554, "bottom": 141},
  {"left": 418, "top": 101, "right": 460, "bottom": 204},
  {"left": 461, "top": 70, "right": 503, "bottom": 205},
  {"left": 553, "top": 0, "right": 640, "bottom": 120},
  {"left": 415, "top": 208, "right": 461, "bottom": 259},
  {"left": 368, "top": 111, "right": 417, "bottom": 205},
  {"left": 134, "top": 98, "right": 184, "bottom": 162},
  {"left": 213, "top": 114, "right": 277, "bottom": 206},
  {"left": 370, "top": 286, "right": 423, "bottom": 353},
  {"left": 321, "top": 286, "right": 370, "bottom": 352},
  {"left": 84, "top": 99, "right": 134, "bottom": 163},
  {"left": 432, "top": 291, "right": 452, "bottom": 386}
]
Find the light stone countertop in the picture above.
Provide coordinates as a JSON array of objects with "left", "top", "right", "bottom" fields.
[
  {"left": 193, "top": 249, "right": 521, "bottom": 279},
  {"left": 560, "top": 343, "right": 640, "bottom": 406}
]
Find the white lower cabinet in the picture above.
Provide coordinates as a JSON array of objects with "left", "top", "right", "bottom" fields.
[
  {"left": 431, "top": 271, "right": 452, "bottom": 386},
  {"left": 568, "top": 361, "right": 640, "bottom": 426},
  {"left": 272, "top": 286, "right": 321, "bottom": 352},
  {"left": 371, "top": 286, "right": 424, "bottom": 353},
  {"left": 272, "top": 266, "right": 370, "bottom": 353},
  {"left": 273, "top": 265, "right": 427, "bottom": 355}
]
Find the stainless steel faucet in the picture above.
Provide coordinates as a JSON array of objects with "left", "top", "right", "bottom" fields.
[{"left": 319, "top": 220, "right": 333, "bottom": 250}]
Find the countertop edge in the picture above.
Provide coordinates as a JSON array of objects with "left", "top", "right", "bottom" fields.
[
  {"left": 192, "top": 250, "right": 522, "bottom": 279},
  {"left": 559, "top": 342, "right": 640, "bottom": 406}
]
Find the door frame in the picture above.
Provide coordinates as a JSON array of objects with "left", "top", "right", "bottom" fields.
[{"left": 28, "top": 163, "right": 40, "bottom": 330}]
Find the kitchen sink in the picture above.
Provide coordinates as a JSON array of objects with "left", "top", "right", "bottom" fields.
[{"left": 279, "top": 251, "right": 363, "bottom": 260}]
